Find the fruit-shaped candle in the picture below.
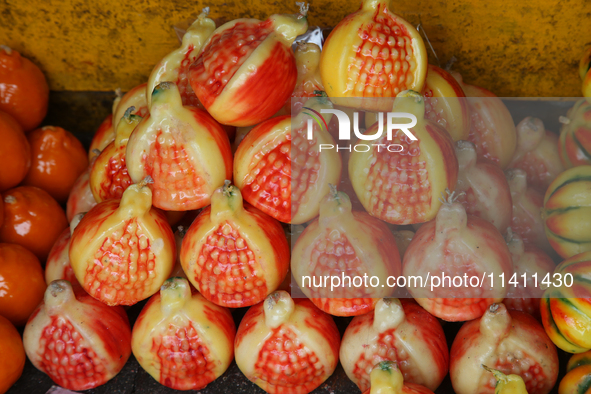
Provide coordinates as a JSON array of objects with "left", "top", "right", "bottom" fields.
[
  {"left": 180, "top": 181, "right": 289, "bottom": 308},
  {"left": 422, "top": 65, "right": 470, "bottom": 141},
  {"left": 112, "top": 83, "right": 149, "bottom": 126},
  {"left": 450, "top": 303, "right": 558, "bottom": 394},
  {"left": 508, "top": 117, "right": 564, "bottom": 193},
  {"left": 90, "top": 107, "right": 140, "bottom": 203},
  {"left": 558, "top": 99, "right": 591, "bottom": 168},
  {"left": 126, "top": 82, "right": 232, "bottom": 211},
  {"left": 403, "top": 191, "right": 513, "bottom": 321},
  {"left": 542, "top": 166, "right": 591, "bottom": 258},
  {"left": 189, "top": 4, "right": 308, "bottom": 126},
  {"left": 235, "top": 291, "right": 340, "bottom": 394},
  {"left": 454, "top": 73, "right": 517, "bottom": 169},
  {"left": 23, "top": 280, "right": 131, "bottom": 391},
  {"left": 454, "top": 140, "right": 512, "bottom": 232},
  {"left": 502, "top": 229, "right": 555, "bottom": 319},
  {"left": 361, "top": 361, "right": 436, "bottom": 394},
  {"left": 69, "top": 178, "right": 176, "bottom": 306},
  {"left": 292, "top": 187, "right": 402, "bottom": 316},
  {"left": 481, "top": 366, "right": 528, "bottom": 394},
  {"left": 147, "top": 8, "right": 215, "bottom": 108},
  {"left": 131, "top": 277, "right": 235, "bottom": 390},
  {"left": 506, "top": 169, "right": 553, "bottom": 256},
  {"left": 66, "top": 153, "right": 98, "bottom": 222},
  {"left": 559, "top": 350, "right": 591, "bottom": 394},
  {"left": 340, "top": 299, "right": 448, "bottom": 392},
  {"left": 320, "top": 0, "right": 427, "bottom": 111},
  {"left": 285, "top": 42, "right": 325, "bottom": 115},
  {"left": 540, "top": 251, "right": 591, "bottom": 353},
  {"left": 234, "top": 97, "right": 341, "bottom": 224},
  {"left": 349, "top": 91, "right": 458, "bottom": 225},
  {"left": 46, "top": 225, "right": 79, "bottom": 286}
]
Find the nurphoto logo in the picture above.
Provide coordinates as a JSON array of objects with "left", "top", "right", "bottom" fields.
[{"left": 304, "top": 107, "right": 418, "bottom": 152}]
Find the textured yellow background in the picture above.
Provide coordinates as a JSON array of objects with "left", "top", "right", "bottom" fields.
[{"left": 1, "top": 0, "right": 589, "bottom": 96}]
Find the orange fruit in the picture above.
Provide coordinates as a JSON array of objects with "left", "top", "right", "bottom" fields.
[
  {"left": 0, "top": 314, "right": 25, "bottom": 393},
  {"left": 0, "top": 243, "right": 46, "bottom": 327},
  {"left": 0, "top": 46, "right": 48, "bottom": 132},
  {"left": 22, "top": 126, "right": 88, "bottom": 203},
  {"left": 0, "top": 186, "right": 68, "bottom": 262},
  {"left": 0, "top": 110, "right": 30, "bottom": 191}
]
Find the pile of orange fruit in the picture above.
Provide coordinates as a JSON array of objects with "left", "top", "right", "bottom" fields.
[{"left": 0, "top": 46, "right": 88, "bottom": 393}]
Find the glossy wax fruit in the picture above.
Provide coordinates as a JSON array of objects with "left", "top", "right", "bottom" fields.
[
  {"left": 506, "top": 168, "right": 554, "bottom": 257},
  {"left": 147, "top": 8, "right": 215, "bottom": 108},
  {"left": 90, "top": 107, "right": 140, "bottom": 203},
  {"left": 234, "top": 97, "right": 341, "bottom": 224},
  {"left": 291, "top": 188, "right": 402, "bottom": 316},
  {"left": 0, "top": 110, "right": 30, "bottom": 191},
  {"left": 508, "top": 117, "right": 564, "bottom": 194},
  {"left": 450, "top": 303, "right": 558, "bottom": 394},
  {"left": 0, "top": 243, "right": 46, "bottom": 326},
  {"left": 320, "top": 0, "right": 427, "bottom": 111},
  {"left": 558, "top": 99, "right": 591, "bottom": 168},
  {"left": 22, "top": 126, "right": 89, "bottom": 203},
  {"left": 542, "top": 166, "right": 591, "bottom": 259},
  {"left": 0, "top": 315, "right": 25, "bottom": 394},
  {"left": 559, "top": 350, "right": 591, "bottom": 394},
  {"left": 502, "top": 229, "right": 555, "bottom": 319},
  {"left": 349, "top": 91, "right": 458, "bottom": 225},
  {"left": 403, "top": 191, "right": 513, "bottom": 321},
  {"left": 454, "top": 73, "right": 517, "bottom": 169},
  {"left": 361, "top": 361, "right": 436, "bottom": 394},
  {"left": 23, "top": 280, "right": 131, "bottom": 391},
  {"left": 126, "top": 82, "right": 232, "bottom": 211},
  {"left": 69, "top": 179, "right": 176, "bottom": 306},
  {"left": 340, "top": 299, "right": 448, "bottom": 392},
  {"left": 454, "top": 140, "right": 512, "bottom": 232},
  {"left": 180, "top": 182, "right": 289, "bottom": 308},
  {"left": 132, "top": 277, "right": 235, "bottom": 390},
  {"left": 0, "top": 46, "right": 48, "bottom": 131},
  {"left": 540, "top": 251, "right": 591, "bottom": 353},
  {"left": 422, "top": 65, "right": 470, "bottom": 141},
  {"left": 0, "top": 186, "right": 68, "bottom": 262},
  {"left": 235, "top": 291, "right": 340, "bottom": 394},
  {"left": 189, "top": 5, "right": 308, "bottom": 127}
]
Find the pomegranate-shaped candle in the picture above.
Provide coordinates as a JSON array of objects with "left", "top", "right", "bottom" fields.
[
  {"left": 23, "top": 280, "right": 131, "bottom": 391},
  {"left": 180, "top": 181, "right": 289, "bottom": 308},
  {"left": 126, "top": 82, "right": 233, "bottom": 211},
  {"left": 403, "top": 191, "right": 513, "bottom": 321},
  {"left": 69, "top": 178, "right": 176, "bottom": 305},
  {"left": 235, "top": 291, "right": 340, "bottom": 394},
  {"left": 450, "top": 303, "right": 558, "bottom": 394},
  {"left": 340, "top": 298, "right": 448, "bottom": 392},
  {"left": 132, "top": 277, "right": 235, "bottom": 390},
  {"left": 147, "top": 8, "right": 215, "bottom": 108},
  {"left": 349, "top": 91, "right": 458, "bottom": 225},
  {"left": 189, "top": 4, "right": 308, "bottom": 126},
  {"left": 291, "top": 187, "right": 402, "bottom": 316}
]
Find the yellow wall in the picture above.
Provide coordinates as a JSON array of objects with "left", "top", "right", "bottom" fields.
[{"left": 1, "top": 0, "right": 588, "bottom": 97}]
